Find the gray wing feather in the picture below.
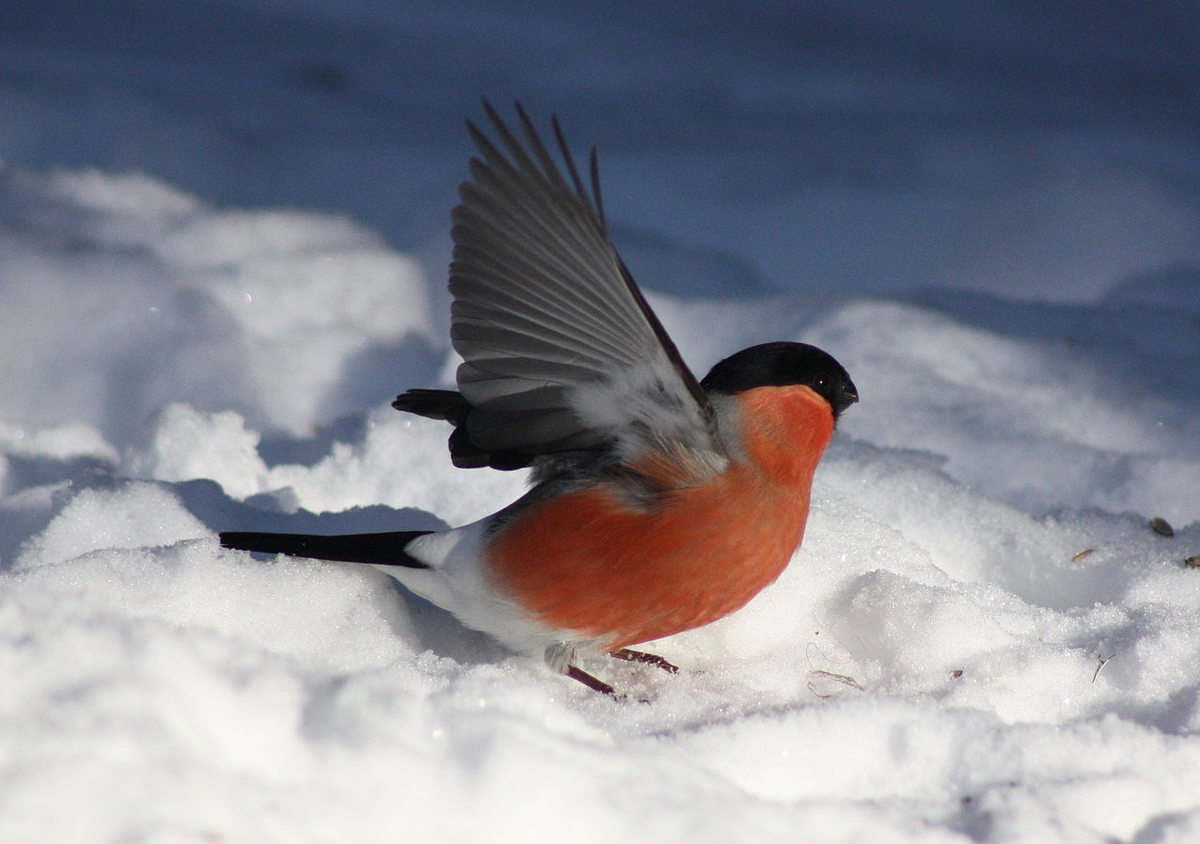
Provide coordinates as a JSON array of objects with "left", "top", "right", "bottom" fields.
[{"left": 450, "top": 102, "right": 716, "bottom": 462}]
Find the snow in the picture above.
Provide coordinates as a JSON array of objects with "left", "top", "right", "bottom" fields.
[{"left": 3, "top": 2, "right": 1200, "bottom": 841}]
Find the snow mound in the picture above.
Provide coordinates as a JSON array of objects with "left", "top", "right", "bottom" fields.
[
  {"left": 3, "top": 169, "right": 1198, "bottom": 838},
  {"left": 0, "top": 169, "right": 435, "bottom": 442}
]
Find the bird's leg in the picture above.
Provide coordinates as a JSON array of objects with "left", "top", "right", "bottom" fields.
[
  {"left": 566, "top": 664, "right": 617, "bottom": 696},
  {"left": 609, "top": 648, "right": 679, "bottom": 674}
]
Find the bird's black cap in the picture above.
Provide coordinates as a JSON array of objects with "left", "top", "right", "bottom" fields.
[{"left": 700, "top": 342, "right": 859, "bottom": 416}]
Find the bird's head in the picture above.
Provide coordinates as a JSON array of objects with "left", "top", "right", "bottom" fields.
[{"left": 700, "top": 342, "right": 859, "bottom": 418}]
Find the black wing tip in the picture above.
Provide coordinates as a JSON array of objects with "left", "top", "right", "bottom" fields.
[
  {"left": 480, "top": 96, "right": 503, "bottom": 124},
  {"left": 588, "top": 144, "right": 605, "bottom": 227},
  {"left": 465, "top": 99, "right": 602, "bottom": 218},
  {"left": 393, "top": 389, "right": 470, "bottom": 424}
]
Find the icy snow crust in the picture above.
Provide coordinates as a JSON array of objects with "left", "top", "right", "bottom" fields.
[{"left": 3, "top": 3, "right": 1200, "bottom": 842}]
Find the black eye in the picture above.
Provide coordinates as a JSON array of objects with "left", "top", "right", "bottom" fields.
[{"left": 812, "top": 373, "right": 829, "bottom": 390}]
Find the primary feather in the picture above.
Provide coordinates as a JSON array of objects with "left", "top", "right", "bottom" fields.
[{"left": 400, "top": 101, "right": 722, "bottom": 484}]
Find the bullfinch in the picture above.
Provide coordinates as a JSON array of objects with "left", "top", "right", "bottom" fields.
[{"left": 221, "top": 102, "right": 858, "bottom": 696}]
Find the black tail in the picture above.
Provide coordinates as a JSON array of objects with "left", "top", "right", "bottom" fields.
[{"left": 219, "top": 530, "right": 433, "bottom": 568}]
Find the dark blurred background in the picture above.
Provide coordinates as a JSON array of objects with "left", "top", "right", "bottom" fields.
[{"left": 3, "top": 0, "right": 1197, "bottom": 301}]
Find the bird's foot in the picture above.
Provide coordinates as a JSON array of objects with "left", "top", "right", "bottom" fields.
[
  {"left": 608, "top": 648, "right": 679, "bottom": 674},
  {"left": 564, "top": 650, "right": 678, "bottom": 699},
  {"left": 566, "top": 664, "right": 617, "bottom": 696}
]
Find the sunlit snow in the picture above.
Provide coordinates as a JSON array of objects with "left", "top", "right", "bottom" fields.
[{"left": 2, "top": 2, "right": 1199, "bottom": 842}]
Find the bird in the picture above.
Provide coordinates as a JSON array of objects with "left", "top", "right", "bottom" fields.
[{"left": 220, "top": 102, "right": 858, "bottom": 697}]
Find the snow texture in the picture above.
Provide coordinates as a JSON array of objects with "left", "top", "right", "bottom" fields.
[{"left": 2, "top": 2, "right": 1199, "bottom": 842}]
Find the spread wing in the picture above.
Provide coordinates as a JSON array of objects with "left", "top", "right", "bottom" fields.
[{"left": 443, "top": 101, "right": 720, "bottom": 472}]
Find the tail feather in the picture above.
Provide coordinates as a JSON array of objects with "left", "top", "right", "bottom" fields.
[{"left": 219, "top": 530, "right": 432, "bottom": 568}]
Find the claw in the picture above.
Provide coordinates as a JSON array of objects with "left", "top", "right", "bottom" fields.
[
  {"left": 564, "top": 650, "right": 679, "bottom": 699},
  {"left": 566, "top": 664, "right": 617, "bottom": 696},
  {"left": 608, "top": 648, "right": 679, "bottom": 674}
]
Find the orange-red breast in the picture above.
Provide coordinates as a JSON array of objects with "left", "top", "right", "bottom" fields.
[{"left": 221, "top": 102, "right": 858, "bottom": 696}]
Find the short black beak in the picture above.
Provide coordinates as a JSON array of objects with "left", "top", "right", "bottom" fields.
[{"left": 834, "top": 380, "right": 859, "bottom": 416}]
